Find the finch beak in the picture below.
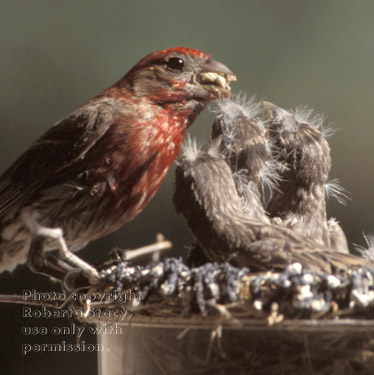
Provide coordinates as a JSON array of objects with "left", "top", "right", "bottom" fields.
[{"left": 195, "top": 59, "right": 236, "bottom": 100}]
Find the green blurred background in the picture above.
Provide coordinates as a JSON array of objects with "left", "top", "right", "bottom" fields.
[{"left": 0, "top": 1, "right": 373, "bottom": 374}]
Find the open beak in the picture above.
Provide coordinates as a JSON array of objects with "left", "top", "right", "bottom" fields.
[{"left": 195, "top": 59, "right": 236, "bottom": 100}]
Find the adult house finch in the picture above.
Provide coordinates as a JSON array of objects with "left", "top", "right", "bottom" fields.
[
  {"left": 0, "top": 47, "right": 236, "bottom": 281},
  {"left": 173, "top": 146, "right": 370, "bottom": 272},
  {"left": 264, "top": 102, "right": 349, "bottom": 254}
]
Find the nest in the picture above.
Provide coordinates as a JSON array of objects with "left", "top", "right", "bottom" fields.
[
  {"left": 67, "top": 257, "right": 374, "bottom": 375},
  {"left": 74, "top": 257, "right": 374, "bottom": 321}
]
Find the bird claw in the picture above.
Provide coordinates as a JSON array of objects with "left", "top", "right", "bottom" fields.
[{"left": 21, "top": 207, "right": 100, "bottom": 283}]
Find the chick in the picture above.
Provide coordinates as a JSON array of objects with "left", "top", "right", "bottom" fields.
[{"left": 264, "top": 102, "right": 349, "bottom": 253}]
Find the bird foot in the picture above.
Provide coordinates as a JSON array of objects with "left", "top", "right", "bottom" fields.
[{"left": 21, "top": 207, "right": 100, "bottom": 284}]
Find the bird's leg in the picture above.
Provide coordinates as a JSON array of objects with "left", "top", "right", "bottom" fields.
[
  {"left": 21, "top": 208, "right": 100, "bottom": 283},
  {"left": 27, "top": 237, "right": 71, "bottom": 281}
]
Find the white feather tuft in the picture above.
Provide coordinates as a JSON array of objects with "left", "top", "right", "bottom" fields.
[
  {"left": 213, "top": 93, "right": 262, "bottom": 123},
  {"left": 259, "top": 158, "right": 282, "bottom": 195},
  {"left": 207, "top": 139, "right": 223, "bottom": 159},
  {"left": 320, "top": 125, "right": 338, "bottom": 138},
  {"left": 293, "top": 105, "right": 336, "bottom": 138},
  {"left": 325, "top": 179, "right": 350, "bottom": 205},
  {"left": 293, "top": 105, "right": 324, "bottom": 128},
  {"left": 355, "top": 233, "right": 374, "bottom": 261},
  {"left": 264, "top": 104, "right": 298, "bottom": 133},
  {"left": 181, "top": 136, "right": 202, "bottom": 162},
  {"left": 280, "top": 112, "right": 299, "bottom": 133}
]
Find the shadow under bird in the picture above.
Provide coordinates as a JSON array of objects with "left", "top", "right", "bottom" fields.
[{"left": 0, "top": 47, "right": 236, "bottom": 281}]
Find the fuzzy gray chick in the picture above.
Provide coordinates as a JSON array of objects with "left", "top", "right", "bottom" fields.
[
  {"left": 187, "top": 97, "right": 274, "bottom": 267},
  {"left": 173, "top": 145, "right": 370, "bottom": 272},
  {"left": 264, "top": 102, "right": 349, "bottom": 254},
  {"left": 210, "top": 97, "right": 277, "bottom": 223}
]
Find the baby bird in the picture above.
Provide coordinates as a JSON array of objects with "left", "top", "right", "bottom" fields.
[
  {"left": 186, "top": 97, "right": 276, "bottom": 267},
  {"left": 174, "top": 146, "right": 369, "bottom": 272},
  {"left": 264, "top": 102, "right": 349, "bottom": 253},
  {"left": 210, "top": 97, "right": 277, "bottom": 222}
]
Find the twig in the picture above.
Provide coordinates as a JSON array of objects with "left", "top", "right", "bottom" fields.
[{"left": 125, "top": 233, "right": 172, "bottom": 260}]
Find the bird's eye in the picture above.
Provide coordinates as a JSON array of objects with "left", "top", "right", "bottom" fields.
[{"left": 166, "top": 57, "right": 185, "bottom": 71}]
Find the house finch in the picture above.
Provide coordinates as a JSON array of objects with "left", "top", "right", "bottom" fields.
[
  {"left": 264, "top": 102, "right": 349, "bottom": 254},
  {"left": 174, "top": 147, "right": 370, "bottom": 273},
  {"left": 0, "top": 47, "right": 236, "bottom": 280}
]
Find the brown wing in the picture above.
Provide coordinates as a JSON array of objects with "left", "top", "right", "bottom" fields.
[{"left": 0, "top": 99, "right": 115, "bottom": 216}]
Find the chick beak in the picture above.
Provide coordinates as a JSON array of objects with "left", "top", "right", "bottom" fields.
[{"left": 264, "top": 101, "right": 289, "bottom": 124}]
